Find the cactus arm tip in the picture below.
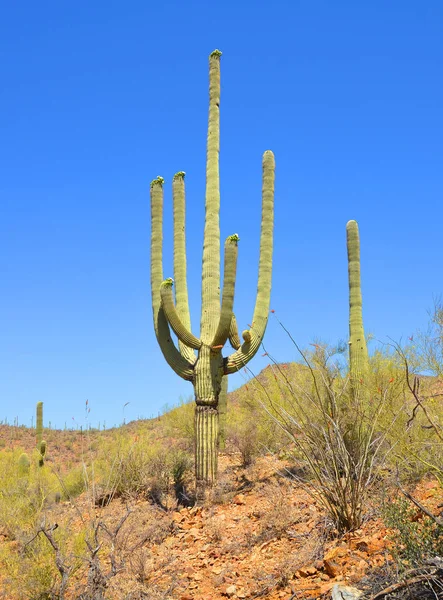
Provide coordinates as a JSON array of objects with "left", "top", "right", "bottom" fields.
[
  {"left": 228, "top": 314, "right": 241, "bottom": 350},
  {"left": 173, "top": 171, "right": 186, "bottom": 180},
  {"left": 151, "top": 176, "right": 165, "bottom": 188},
  {"left": 242, "top": 330, "right": 251, "bottom": 343},
  {"left": 227, "top": 233, "right": 240, "bottom": 243},
  {"left": 210, "top": 49, "right": 222, "bottom": 58}
]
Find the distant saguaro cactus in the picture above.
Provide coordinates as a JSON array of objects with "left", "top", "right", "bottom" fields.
[
  {"left": 39, "top": 440, "right": 47, "bottom": 467},
  {"left": 346, "top": 220, "right": 369, "bottom": 397},
  {"left": 150, "top": 50, "right": 275, "bottom": 493},
  {"left": 36, "top": 401, "right": 43, "bottom": 446},
  {"left": 36, "top": 401, "right": 46, "bottom": 466}
]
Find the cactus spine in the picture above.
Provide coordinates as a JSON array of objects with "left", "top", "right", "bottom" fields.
[
  {"left": 150, "top": 50, "right": 275, "bottom": 492},
  {"left": 346, "top": 220, "right": 369, "bottom": 397}
]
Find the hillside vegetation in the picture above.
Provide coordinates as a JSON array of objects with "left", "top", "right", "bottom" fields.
[{"left": 1, "top": 345, "right": 442, "bottom": 600}]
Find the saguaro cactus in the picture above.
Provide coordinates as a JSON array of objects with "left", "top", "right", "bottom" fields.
[
  {"left": 36, "top": 401, "right": 46, "bottom": 466},
  {"left": 150, "top": 50, "right": 275, "bottom": 492},
  {"left": 36, "top": 401, "right": 43, "bottom": 446},
  {"left": 346, "top": 220, "right": 369, "bottom": 396},
  {"left": 39, "top": 440, "right": 47, "bottom": 467}
]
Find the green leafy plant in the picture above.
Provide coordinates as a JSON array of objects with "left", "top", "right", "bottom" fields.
[{"left": 384, "top": 497, "right": 443, "bottom": 569}]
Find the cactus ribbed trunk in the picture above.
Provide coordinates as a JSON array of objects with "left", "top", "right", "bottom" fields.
[
  {"left": 193, "top": 344, "right": 223, "bottom": 489},
  {"left": 218, "top": 377, "right": 228, "bottom": 450},
  {"left": 195, "top": 405, "right": 219, "bottom": 495},
  {"left": 346, "top": 220, "right": 369, "bottom": 399}
]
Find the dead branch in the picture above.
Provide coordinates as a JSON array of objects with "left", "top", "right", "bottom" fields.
[{"left": 397, "top": 483, "right": 443, "bottom": 526}]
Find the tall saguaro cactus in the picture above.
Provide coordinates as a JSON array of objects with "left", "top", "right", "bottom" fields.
[
  {"left": 346, "top": 220, "right": 369, "bottom": 397},
  {"left": 150, "top": 50, "right": 275, "bottom": 492}
]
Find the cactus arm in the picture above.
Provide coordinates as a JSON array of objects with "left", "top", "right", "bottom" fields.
[
  {"left": 211, "top": 234, "right": 239, "bottom": 348},
  {"left": 150, "top": 177, "right": 194, "bottom": 381},
  {"left": 229, "top": 314, "right": 241, "bottom": 350},
  {"left": 346, "top": 220, "right": 369, "bottom": 386},
  {"left": 225, "top": 150, "right": 275, "bottom": 374},
  {"left": 39, "top": 440, "right": 47, "bottom": 467},
  {"left": 200, "top": 50, "right": 222, "bottom": 344},
  {"left": 173, "top": 171, "right": 196, "bottom": 363},
  {"left": 160, "top": 279, "right": 202, "bottom": 350}
]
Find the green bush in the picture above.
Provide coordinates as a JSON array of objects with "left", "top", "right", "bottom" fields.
[{"left": 384, "top": 497, "right": 443, "bottom": 569}]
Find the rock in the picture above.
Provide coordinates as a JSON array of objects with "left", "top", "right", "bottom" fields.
[
  {"left": 351, "top": 534, "right": 385, "bottom": 554},
  {"left": 225, "top": 584, "right": 237, "bottom": 596},
  {"left": 233, "top": 494, "right": 246, "bottom": 505},
  {"left": 324, "top": 559, "right": 341, "bottom": 577},
  {"left": 296, "top": 565, "right": 317, "bottom": 577},
  {"left": 331, "top": 584, "right": 363, "bottom": 599}
]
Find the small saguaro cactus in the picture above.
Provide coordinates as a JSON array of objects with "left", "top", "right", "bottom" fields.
[
  {"left": 39, "top": 440, "right": 47, "bottom": 467},
  {"left": 346, "top": 220, "right": 369, "bottom": 397},
  {"left": 150, "top": 50, "right": 275, "bottom": 493},
  {"left": 36, "top": 401, "right": 47, "bottom": 466},
  {"left": 36, "top": 401, "right": 43, "bottom": 446}
]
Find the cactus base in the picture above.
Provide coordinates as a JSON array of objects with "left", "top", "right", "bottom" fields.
[{"left": 195, "top": 405, "right": 219, "bottom": 497}]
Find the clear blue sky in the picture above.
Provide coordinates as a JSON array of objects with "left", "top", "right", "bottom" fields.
[{"left": 1, "top": 1, "right": 442, "bottom": 429}]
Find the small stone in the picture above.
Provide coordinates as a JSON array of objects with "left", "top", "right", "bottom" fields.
[
  {"left": 212, "top": 566, "right": 223, "bottom": 574},
  {"left": 331, "top": 584, "right": 363, "bottom": 599},
  {"left": 324, "top": 559, "right": 341, "bottom": 577},
  {"left": 297, "top": 566, "right": 317, "bottom": 577},
  {"left": 233, "top": 494, "right": 246, "bottom": 505},
  {"left": 225, "top": 584, "right": 237, "bottom": 597}
]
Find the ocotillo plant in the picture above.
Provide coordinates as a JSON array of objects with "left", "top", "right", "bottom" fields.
[
  {"left": 346, "top": 220, "right": 369, "bottom": 398},
  {"left": 150, "top": 50, "right": 275, "bottom": 492}
]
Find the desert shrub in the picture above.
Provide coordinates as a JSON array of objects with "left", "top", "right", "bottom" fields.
[
  {"left": 0, "top": 449, "right": 63, "bottom": 537},
  {"left": 90, "top": 431, "right": 193, "bottom": 507},
  {"left": 0, "top": 533, "right": 58, "bottom": 599},
  {"left": 384, "top": 497, "right": 443, "bottom": 569},
  {"left": 251, "top": 340, "right": 404, "bottom": 532},
  {"left": 170, "top": 449, "right": 193, "bottom": 505},
  {"left": 254, "top": 482, "right": 299, "bottom": 543},
  {"left": 225, "top": 384, "right": 288, "bottom": 467},
  {"left": 60, "top": 466, "right": 87, "bottom": 500},
  {"left": 389, "top": 310, "right": 443, "bottom": 486},
  {"left": 161, "top": 396, "right": 195, "bottom": 450},
  {"left": 93, "top": 435, "right": 163, "bottom": 500}
]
